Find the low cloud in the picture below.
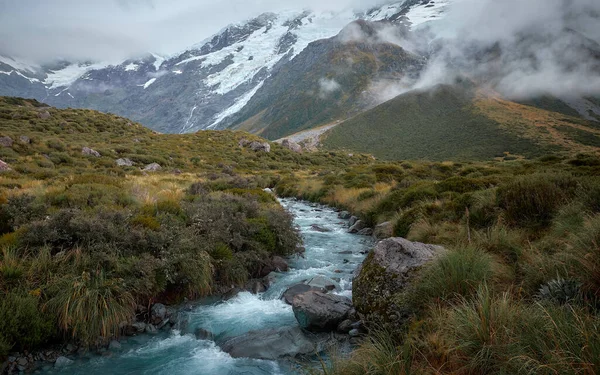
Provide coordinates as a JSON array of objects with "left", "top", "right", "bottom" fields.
[{"left": 319, "top": 78, "right": 342, "bottom": 98}]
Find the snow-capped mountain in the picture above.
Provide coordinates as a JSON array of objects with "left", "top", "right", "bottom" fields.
[{"left": 0, "top": 0, "right": 451, "bottom": 134}]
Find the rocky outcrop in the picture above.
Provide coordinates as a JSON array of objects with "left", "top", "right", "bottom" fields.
[
  {"left": 281, "top": 139, "right": 302, "bottom": 153},
  {"left": 81, "top": 146, "right": 101, "bottom": 157},
  {"left": 38, "top": 111, "right": 51, "bottom": 119},
  {"left": 250, "top": 141, "right": 271, "bottom": 153},
  {"left": 353, "top": 237, "right": 444, "bottom": 329},
  {"left": 239, "top": 139, "right": 271, "bottom": 153},
  {"left": 292, "top": 291, "right": 352, "bottom": 332},
  {"left": 0, "top": 136, "right": 14, "bottom": 148},
  {"left": 220, "top": 326, "right": 333, "bottom": 359},
  {"left": 116, "top": 158, "right": 134, "bottom": 166},
  {"left": 143, "top": 163, "right": 162, "bottom": 171}
]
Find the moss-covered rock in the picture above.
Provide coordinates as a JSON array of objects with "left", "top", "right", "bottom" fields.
[{"left": 352, "top": 237, "right": 444, "bottom": 330}]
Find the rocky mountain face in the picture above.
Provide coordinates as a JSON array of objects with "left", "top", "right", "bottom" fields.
[{"left": 0, "top": 1, "right": 442, "bottom": 134}]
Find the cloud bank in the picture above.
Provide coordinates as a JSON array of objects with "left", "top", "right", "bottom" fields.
[{"left": 0, "top": 0, "right": 387, "bottom": 64}]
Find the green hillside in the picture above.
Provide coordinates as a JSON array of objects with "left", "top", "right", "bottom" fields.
[{"left": 322, "top": 83, "right": 600, "bottom": 161}]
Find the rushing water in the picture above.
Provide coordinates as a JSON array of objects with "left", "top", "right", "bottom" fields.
[{"left": 46, "top": 199, "right": 373, "bottom": 375}]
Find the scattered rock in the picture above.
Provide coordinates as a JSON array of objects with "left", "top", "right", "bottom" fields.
[
  {"left": 220, "top": 326, "right": 331, "bottom": 360},
  {"left": 357, "top": 228, "right": 374, "bottom": 236},
  {"left": 238, "top": 138, "right": 250, "bottom": 147},
  {"left": 54, "top": 356, "right": 73, "bottom": 368},
  {"left": 81, "top": 146, "right": 101, "bottom": 157},
  {"left": 338, "top": 251, "right": 353, "bottom": 255},
  {"left": 374, "top": 221, "right": 393, "bottom": 239},
  {"left": 108, "top": 340, "right": 122, "bottom": 351},
  {"left": 348, "top": 220, "right": 366, "bottom": 234},
  {"left": 0, "top": 136, "right": 14, "bottom": 148},
  {"left": 19, "top": 135, "right": 31, "bottom": 144},
  {"left": 337, "top": 319, "right": 353, "bottom": 334},
  {"left": 116, "top": 158, "right": 134, "bottom": 167},
  {"left": 245, "top": 279, "right": 267, "bottom": 294},
  {"left": 348, "top": 216, "right": 359, "bottom": 227},
  {"left": 349, "top": 329, "right": 361, "bottom": 337},
  {"left": 281, "top": 284, "right": 324, "bottom": 305},
  {"left": 249, "top": 141, "right": 271, "bottom": 153},
  {"left": 38, "top": 111, "right": 51, "bottom": 119},
  {"left": 281, "top": 139, "right": 302, "bottom": 153},
  {"left": 151, "top": 303, "right": 167, "bottom": 325},
  {"left": 310, "top": 224, "right": 331, "bottom": 232},
  {"left": 338, "top": 211, "right": 351, "bottom": 220},
  {"left": 143, "top": 163, "right": 162, "bottom": 171},
  {"left": 353, "top": 237, "right": 444, "bottom": 330},
  {"left": 131, "top": 322, "right": 147, "bottom": 333},
  {"left": 0, "top": 159, "right": 12, "bottom": 172},
  {"left": 145, "top": 324, "right": 158, "bottom": 335},
  {"left": 305, "top": 275, "right": 340, "bottom": 291},
  {"left": 292, "top": 291, "right": 353, "bottom": 332},
  {"left": 195, "top": 327, "right": 215, "bottom": 341},
  {"left": 272, "top": 256, "right": 289, "bottom": 272}
]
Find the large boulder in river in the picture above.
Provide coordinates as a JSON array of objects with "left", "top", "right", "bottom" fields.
[
  {"left": 221, "top": 326, "right": 332, "bottom": 359},
  {"left": 292, "top": 291, "right": 352, "bottom": 332},
  {"left": 348, "top": 220, "right": 366, "bottom": 233},
  {"left": 353, "top": 237, "right": 444, "bottom": 330}
]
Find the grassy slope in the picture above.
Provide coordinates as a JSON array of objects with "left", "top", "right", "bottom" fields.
[
  {"left": 322, "top": 83, "right": 600, "bottom": 161},
  {"left": 0, "top": 97, "right": 373, "bottom": 355}
]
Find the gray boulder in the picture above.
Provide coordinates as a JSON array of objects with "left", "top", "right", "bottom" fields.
[
  {"left": 0, "top": 136, "right": 13, "bottom": 148},
  {"left": 0, "top": 159, "right": 11, "bottom": 172},
  {"left": 249, "top": 141, "right": 271, "bottom": 153},
  {"left": 220, "top": 326, "right": 331, "bottom": 359},
  {"left": 281, "top": 139, "right": 302, "bottom": 153},
  {"left": 19, "top": 135, "right": 30, "bottom": 144},
  {"left": 338, "top": 211, "right": 351, "bottom": 220},
  {"left": 292, "top": 291, "right": 353, "bottom": 332},
  {"left": 116, "top": 158, "right": 134, "bottom": 167},
  {"left": 108, "top": 340, "right": 122, "bottom": 351},
  {"left": 272, "top": 256, "right": 289, "bottom": 272},
  {"left": 348, "top": 220, "right": 366, "bottom": 233},
  {"left": 82, "top": 147, "right": 101, "bottom": 157},
  {"left": 151, "top": 303, "right": 167, "bottom": 325},
  {"left": 195, "top": 327, "right": 214, "bottom": 341},
  {"left": 357, "top": 228, "right": 374, "bottom": 236},
  {"left": 353, "top": 237, "right": 444, "bottom": 330},
  {"left": 281, "top": 284, "right": 324, "bottom": 305},
  {"left": 143, "top": 163, "right": 162, "bottom": 171},
  {"left": 38, "top": 111, "right": 51, "bottom": 119},
  {"left": 374, "top": 221, "right": 393, "bottom": 239},
  {"left": 348, "top": 216, "right": 359, "bottom": 227},
  {"left": 54, "top": 356, "right": 73, "bottom": 368}
]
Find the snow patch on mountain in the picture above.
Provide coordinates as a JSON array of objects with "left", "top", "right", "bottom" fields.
[
  {"left": 0, "top": 55, "right": 39, "bottom": 73},
  {"left": 405, "top": 0, "right": 452, "bottom": 28},
  {"left": 125, "top": 63, "right": 139, "bottom": 71},
  {"left": 44, "top": 62, "right": 108, "bottom": 89}
]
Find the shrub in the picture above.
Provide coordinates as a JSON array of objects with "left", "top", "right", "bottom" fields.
[
  {"left": 0, "top": 292, "right": 55, "bottom": 355},
  {"left": 45, "top": 271, "right": 135, "bottom": 345},
  {"left": 497, "top": 174, "right": 578, "bottom": 228}
]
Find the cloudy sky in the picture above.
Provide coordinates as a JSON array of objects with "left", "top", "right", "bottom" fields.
[{"left": 0, "top": 0, "right": 384, "bottom": 64}]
